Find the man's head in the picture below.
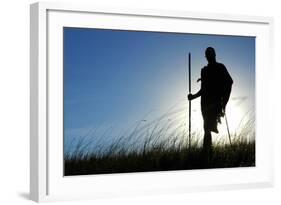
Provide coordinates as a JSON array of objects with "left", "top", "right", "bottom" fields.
[{"left": 205, "top": 47, "right": 216, "bottom": 63}]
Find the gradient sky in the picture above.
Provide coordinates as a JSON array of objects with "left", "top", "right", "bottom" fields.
[{"left": 63, "top": 27, "right": 255, "bottom": 150}]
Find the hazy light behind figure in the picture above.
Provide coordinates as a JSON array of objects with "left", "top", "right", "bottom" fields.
[{"left": 64, "top": 96, "right": 253, "bottom": 155}]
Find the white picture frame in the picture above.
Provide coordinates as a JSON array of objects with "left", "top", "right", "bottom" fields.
[{"left": 30, "top": 2, "right": 274, "bottom": 202}]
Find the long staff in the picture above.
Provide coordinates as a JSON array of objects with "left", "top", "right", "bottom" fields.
[{"left": 188, "top": 53, "right": 191, "bottom": 149}]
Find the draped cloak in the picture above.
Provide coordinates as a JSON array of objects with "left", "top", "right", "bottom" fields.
[{"left": 200, "top": 62, "right": 233, "bottom": 133}]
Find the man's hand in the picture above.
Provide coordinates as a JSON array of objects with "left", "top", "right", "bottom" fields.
[{"left": 188, "top": 94, "right": 194, "bottom": 101}]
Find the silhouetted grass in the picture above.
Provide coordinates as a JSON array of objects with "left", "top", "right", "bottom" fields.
[{"left": 64, "top": 113, "right": 255, "bottom": 176}]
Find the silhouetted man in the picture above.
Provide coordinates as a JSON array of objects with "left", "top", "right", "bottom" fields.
[{"left": 188, "top": 47, "right": 233, "bottom": 164}]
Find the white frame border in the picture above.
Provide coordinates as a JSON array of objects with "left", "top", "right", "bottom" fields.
[{"left": 30, "top": 2, "right": 274, "bottom": 202}]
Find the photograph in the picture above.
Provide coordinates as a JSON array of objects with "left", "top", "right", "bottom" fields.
[{"left": 63, "top": 27, "right": 255, "bottom": 176}]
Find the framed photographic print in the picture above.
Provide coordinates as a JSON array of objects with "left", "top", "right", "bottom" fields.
[{"left": 30, "top": 2, "right": 274, "bottom": 202}]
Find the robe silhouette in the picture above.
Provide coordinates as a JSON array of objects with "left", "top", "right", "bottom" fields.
[{"left": 200, "top": 62, "right": 233, "bottom": 133}]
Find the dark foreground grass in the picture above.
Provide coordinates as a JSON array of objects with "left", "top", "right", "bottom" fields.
[
  {"left": 64, "top": 110, "right": 255, "bottom": 176},
  {"left": 64, "top": 140, "right": 255, "bottom": 176}
]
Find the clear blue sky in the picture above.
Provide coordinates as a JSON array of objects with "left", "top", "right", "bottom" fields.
[{"left": 63, "top": 27, "right": 255, "bottom": 150}]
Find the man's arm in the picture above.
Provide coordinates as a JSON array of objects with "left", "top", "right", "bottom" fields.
[
  {"left": 188, "top": 68, "right": 205, "bottom": 101},
  {"left": 188, "top": 89, "right": 202, "bottom": 101}
]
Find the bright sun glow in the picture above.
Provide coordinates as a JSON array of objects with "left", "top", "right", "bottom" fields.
[
  {"left": 214, "top": 101, "right": 245, "bottom": 143},
  {"left": 171, "top": 98, "right": 251, "bottom": 145}
]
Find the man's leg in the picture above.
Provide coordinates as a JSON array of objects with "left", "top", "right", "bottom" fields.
[
  {"left": 203, "top": 130, "right": 212, "bottom": 150},
  {"left": 202, "top": 128, "right": 213, "bottom": 167}
]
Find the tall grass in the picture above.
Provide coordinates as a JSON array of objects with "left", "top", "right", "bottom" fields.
[{"left": 64, "top": 109, "right": 255, "bottom": 176}]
